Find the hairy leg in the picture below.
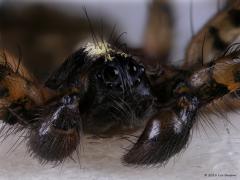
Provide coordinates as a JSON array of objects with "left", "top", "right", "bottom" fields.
[
  {"left": 0, "top": 50, "right": 82, "bottom": 164},
  {"left": 28, "top": 93, "right": 81, "bottom": 164},
  {"left": 182, "top": 1, "right": 240, "bottom": 114},
  {"left": 123, "top": 94, "right": 199, "bottom": 165},
  {"left": 183, "top": 1, "right": 240, "bottom": 68},
  {"left": 0, "top": 50, "right": 49, "bottom": 125},
  {"left": 123, "top": 48, "right": 240, "bottom": 165}
]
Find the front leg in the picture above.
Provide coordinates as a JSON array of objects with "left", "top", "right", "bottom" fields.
[
  {"left": 28, "top": 93, "right": 81, "bottom": 164},
  {"left": 124, "top": 48, "right": 240, "bottom": 165},
  {"left": 123, "top": 94, "right": 199, "bottom": 165}
]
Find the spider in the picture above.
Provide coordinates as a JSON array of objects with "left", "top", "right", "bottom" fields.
[{"left": 0, "top": 0, "right": 240, "bottom": 166}]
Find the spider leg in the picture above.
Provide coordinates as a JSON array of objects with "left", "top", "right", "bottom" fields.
[
  {"left": 0, "top": 50, "right": 50, "bottom": 126},
  {"left": 123, "top": 94, "right": 199, "bottom": 165},
  {"left": 0, "top": 49, "right": 82, "bottom": 164},
  {"left": 183, "top": 1, "right": 240, "bottom": 68},
  {"left": 123, "top": 49, "right": 240, "bottom": 165},
  {"left": 28, "top": 93, "right": 81, "bottom": 164},
  {"left": 181, "top": 1, "right": 240, "bottom": 115},
  {"left": 27, "top": 48, "right": 91, "bottom": 163}
]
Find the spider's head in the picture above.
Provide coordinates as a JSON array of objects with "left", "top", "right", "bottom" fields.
[{"left": 45, "top": 41, "right": 155, "bottom": 135}]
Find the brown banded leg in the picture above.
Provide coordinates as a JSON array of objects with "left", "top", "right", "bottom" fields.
[
  {"left": 0, "top": 50, "right": 50, "bottom": 125},
  {"left": 183, "top": 2, "right": 240, "bottom": 68},
  {"left": 187, "top": 45, "right": 240, "bottom": 116},
  {"left": 0, "top": 49, "right": 72, "bottom": 163},
  {"left": 188, "top": 48, "right": 240, "bottom": 105},
  {"left": 0, "top": 49, "right": 84, "bottom": 163},
  {"left": 182, "top": 1, "right": 240, "bottom": 114},
  {"left": 0, "top": 49, "right": 81, "bottom": 163}
]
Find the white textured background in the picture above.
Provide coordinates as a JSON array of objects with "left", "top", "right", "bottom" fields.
[{"left": 0, "top": 0, "right": 240, "bottom": 180}]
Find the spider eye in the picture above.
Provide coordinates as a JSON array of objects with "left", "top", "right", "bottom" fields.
[
  {"left": 139, "top": 65, "right": 145, "bottom": 73},
  {"left": 102, "top": 66, "right": 120, "bottom": 85},
  {"left": 127, "top": 61, "right": 138, "bottom": 76},
  {"left": 126, "top": 61, "right": 146, "bottom": 86}
]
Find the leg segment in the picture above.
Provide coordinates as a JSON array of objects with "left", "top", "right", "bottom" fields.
[
  {"left": 188, "top": 48, "right": 240, "bottom": 105},
  {"left": 0, "top": 50, "right": 82, "bottom": 163},
  {"left": 0, "top": 50, "right": 48, "bottom": 125},
  {"left": 28, "top": 93, "right": 81, "bottom": 163},
  {"left": 124, "top": 48, "right": 240, "bottom": 165},
  {"left": 184, "top": 2, "right": 240, "bottom": 68},
  {"left": 123, "top": 94, "right": 199, "bottom": 165}
]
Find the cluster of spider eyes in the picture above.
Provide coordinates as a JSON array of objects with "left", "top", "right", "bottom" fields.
[{"left": 96, "top": 61, "right": 145, "bottom": 89}]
